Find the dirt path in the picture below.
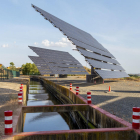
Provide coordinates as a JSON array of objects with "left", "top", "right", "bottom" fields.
[{"left": 0, "top": 77, "right": 29, "bottom": 140}]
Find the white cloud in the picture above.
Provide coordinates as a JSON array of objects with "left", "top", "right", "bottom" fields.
[
  {"left": 2, "top": 44, "right": 9, "bottom": 48},
  {"left": 42, "top": 37, "right": 75, "bottom": 48},
  {"left": 42, "top": 40, "right": 50, "bottom": 47},
  {"left": 34, "top": 42, "right": 38, "bottom": 46},
  {"left": 14, "top": 41, "right": 16, "bottom": 44}
]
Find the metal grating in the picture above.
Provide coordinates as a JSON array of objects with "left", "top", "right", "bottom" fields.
[
  {"left": 29, "top": 46, "right": 88, "bottom": 75},
  {"left": 31, "top": 4, "right": 129, "bottom": 79}
]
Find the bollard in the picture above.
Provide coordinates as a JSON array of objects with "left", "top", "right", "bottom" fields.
[
  {"left": 18, "top": 87, "right": 23, "bottom": 104},
  {"left": 87, "top": 92, "right": 92, "bottom": 104},
  {"left": 94, "top": 80, "right": 96, "bottom": 84},
  {"left": 76, "top": 87, "right": 79, "bottom": 95},
  {"left": 132, "top": 107, "right": 140, "bottom": 129},
  {"left": 70, "top": 83, "right": 72, "bottom": 90},
  {"left": 109, "top": 86, "right": 111, "bottom": 92},
  {"left": 21, "top": 84, "right": 23, "bottom": 89},
  {"left": 4, "top": 110, "right": 13, "bottom": 135},
  {"left": 20, "top": 87, "right": 23, "bottom": 93},
  {"left": 18, "top": 92, "right": 22, "bottom": 104}
]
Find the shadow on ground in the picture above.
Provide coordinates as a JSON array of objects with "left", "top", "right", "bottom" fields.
[{"left": 80, "top": 94, "right": 118, "bottom": 105}]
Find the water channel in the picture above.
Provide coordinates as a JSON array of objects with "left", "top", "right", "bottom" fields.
[{"left": 23, "top": 80, "right": 79, "bottom": 132}]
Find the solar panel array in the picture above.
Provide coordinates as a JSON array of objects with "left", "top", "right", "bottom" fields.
[
  {"left": 28, "top": 56, "right": 52, "bottom": 75},
  {"left": 29, "top": 46, "right": 88, "bottom": 75},
  {"left": 31, "top": 4, "right": 129, "bottom": 79}
]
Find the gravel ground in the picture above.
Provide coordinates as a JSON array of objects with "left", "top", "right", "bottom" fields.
[
  {"left": 45, "top": 76, "right": 140, "bottom": 123},
  {"left": 0, "top": 77, "right": 29, "bottom": 140}
]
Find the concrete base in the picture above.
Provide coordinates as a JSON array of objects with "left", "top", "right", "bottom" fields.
[
  {"left": 86, "top": 75, "right": 104, "bottom": 84},
  {"left": 59, "top": 74, "right": 67, "bottom": 78}
]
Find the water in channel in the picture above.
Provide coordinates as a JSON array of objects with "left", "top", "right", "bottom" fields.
[{"left": 23, "top": 80, "right": 77, "bottom": 132}]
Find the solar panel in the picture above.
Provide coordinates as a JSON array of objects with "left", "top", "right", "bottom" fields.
[
  {"left": 31, "top": 4, "right": 129, "bottom": 79},
  {"left": 32, "top": 5, "right": 109, "bottom": 51},
  {"left": 29, "top": 46, "right": 88, "bottom": 75},
  {"left": 28, "top": 56, "right": 53, "bottom": 75},
  {"left": 78, "top": 48, "right": 120, "bottom": 65},
  {"left": 86, "top": 59, "right": 124, "bottom": 71},
  {"left": 69, "top": 38, "right": 115, "bottom": 58},
  {"left": 95, "top": 70, "right": 129, "bottom": 79}
]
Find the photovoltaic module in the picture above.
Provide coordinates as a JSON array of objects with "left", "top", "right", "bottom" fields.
[
  {"left": 31, "top": 4, "right": 129, "bottom": 79},
  {"left": 29, "top": 46, "right": 88, "bottom": 75}
]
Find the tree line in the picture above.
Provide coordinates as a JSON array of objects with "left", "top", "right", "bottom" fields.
[{"left": 8, "top": 62, "right": 40, "bottom": 75}]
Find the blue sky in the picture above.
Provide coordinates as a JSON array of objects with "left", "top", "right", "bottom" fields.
[{"left": 0, "top": 0, "right": 140, "bottom": 73}]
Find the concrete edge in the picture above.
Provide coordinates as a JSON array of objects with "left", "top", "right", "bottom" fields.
[
  {"left": 71, "top": 88, "right": 132, "bottom": 128},
  {"left": 11, "top": 76, "right": 137, "bottom": 139},
  {"left": 13, "top": 127, "right": 133, "bottom": 137}
]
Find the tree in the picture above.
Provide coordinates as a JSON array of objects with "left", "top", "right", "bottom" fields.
[
  {"left": 9, "top": 62, "right": 16, "bottom": 70},
  {"left": 21, "top": 63, "right": 40, "bottom": 75}
]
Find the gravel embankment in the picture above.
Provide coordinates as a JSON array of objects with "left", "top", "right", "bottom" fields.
[{"left": 46, "top": 76, "right": 140, "bottom": 123}]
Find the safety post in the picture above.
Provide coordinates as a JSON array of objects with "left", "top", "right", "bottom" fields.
[
  {"left": 87, "top": 92, "right": 92, "bottom": 104},
  {"left": 4, "top": 110, "right": 13, "bottom": 135},
  {"left": 21, "top": 84, "right": 23, "bottom": 89},
  {"left": 70, "top": 83, "right": 72, "bottom": 90},
  {"left": 132, "top": 107, "right": 140, "bottom": 129},
  {"left": 18, "top": 87, "right": 23, "bottom": 104},
  {"left": 76, "top": 87, "right": 79, "bottom": 95}
]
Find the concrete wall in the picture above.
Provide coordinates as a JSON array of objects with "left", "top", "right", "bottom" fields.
[
  {"left": 22, "top": 104, "right": 88, "bottom": 113},
  {"left": 41, "top": 77, "right": 88, "bottom": 105},
  {"left": 13, "top": 128, "right": 136, "bottom": 140}
]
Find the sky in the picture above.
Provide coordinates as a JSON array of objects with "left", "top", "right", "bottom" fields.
[{"left": 0, "top": 0, "right": 140, "bottom": 74}]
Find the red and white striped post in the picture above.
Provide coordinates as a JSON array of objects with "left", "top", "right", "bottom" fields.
[
  {"left": 18, "top": 92, "right": 22, "bottom": 104},
  {"left": 76, "top": 87, "right": 79, "bottom": 95},
  {"left": 70, "top": 83, "right": 72, "bottom": 90},
  {"left": 20, "top": 87, "right": 23, "bottom": 93},
  {"left": 4, "top": 110, "right": 13, "bottom": 135},
  {"left": 21, "top": 84, "right": 23, "bottom": 89},
  {"left": 87, "top": 92, "right": 92, "bottom": 104},
  {"left": 18, "top": 87, "right": 23, "bottom": 104},
  {"left": 132, "top": 107, "right": 140, "bottom": 129}
]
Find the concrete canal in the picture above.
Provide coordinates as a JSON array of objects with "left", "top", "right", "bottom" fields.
[
  {"left": 23, "top": 80, "right": 79, "bottom": 132},
  {"left": 12, "top": 76, "right": 137, "bottom": 140}
]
